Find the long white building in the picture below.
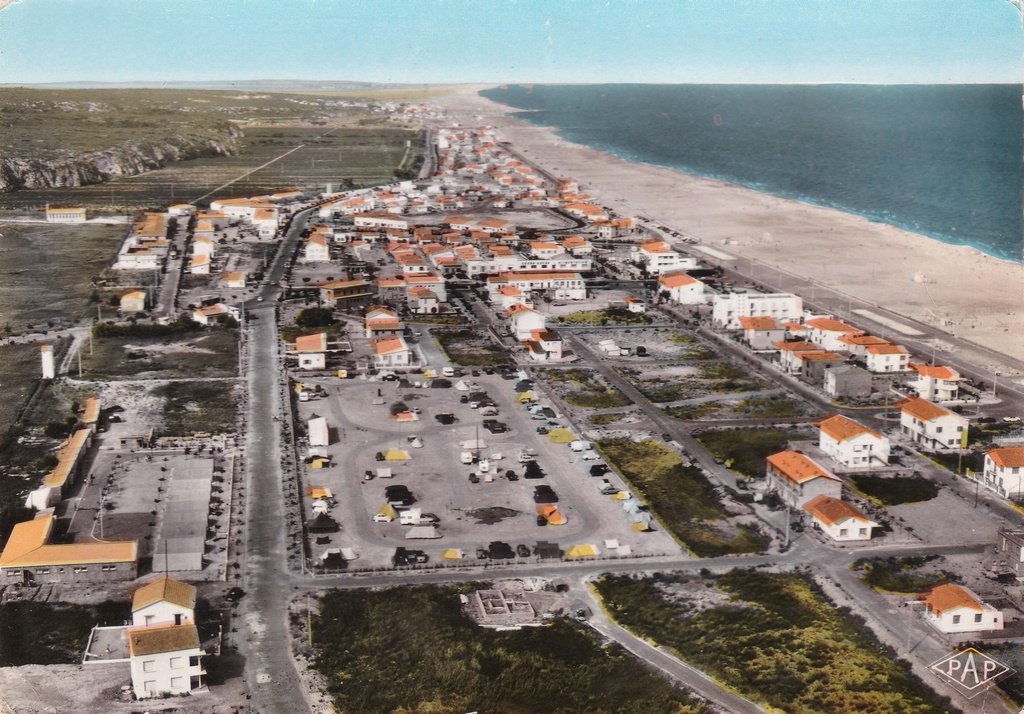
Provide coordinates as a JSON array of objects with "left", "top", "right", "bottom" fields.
[{"left": 712, "top": 291, "right": 803, "bottom": 329}]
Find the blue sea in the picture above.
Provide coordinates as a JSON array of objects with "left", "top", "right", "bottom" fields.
[{"left": 480, "top": 84, "right": 1023, "bottom": 262}]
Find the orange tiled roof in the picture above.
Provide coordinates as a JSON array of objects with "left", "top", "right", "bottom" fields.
[
  {"left": 988, "top": 446, "right": 1024, "bottom": 469},
  {"left": 658, "top": 272, "right": 698, "bottom": 289},
  {"left": 920, "top": 584, "right": 982, "bottom": 615},
  {"left": 803, "top": 495, "right": 872, "bottom": 526},
  {"left": 766, "top": 451, "right": 838, "bottom": 485},
  {"left": 42, "top": 428, "right": 92, "bottom": 488},
  {"left": 838, "top": 334, "right": 890, "bottom": 347},
  {"left": 865, "top": 343, "right": 908, "bottom": 355},
  {"left": 0, "top": 515, "right": 136, "bottom": 567},
  {"left": 911, "top": 363, "right": 958, "bottom": 380},
  {"left": 804, "top": 317, "right": 862, "bottom": 334},
  {"left": 895, "top": 397, "right": 953, "bottom": 422},
  {"left": 292, "top": 333, "right": 328, "bottom": 353},
  {"left": 738, "top": 316, "right": 779, "bottom": 330},
  {"left": 132, "top": 575, "right": 196, "bottom": 612},
  {"left": 371, "top": 337, "right": 407, "bottom": 355},
  {"left": 815, "top": 414, "right": 880, "bottom": 442}
]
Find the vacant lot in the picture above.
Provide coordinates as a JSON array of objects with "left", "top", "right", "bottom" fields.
[
  {"left": 81, "top": 326, "right": 238, "bottom": 379},
  {"left": 0, "top": 600, "right": 130, "bottom": 666},
  {"left": 435, "top": 328, "right": 509, "bottom": 367},
  {"left": 852, "top": 555, "right": 957, "bottom": 594},
  {"left": 152, "top": 380, "right": 238, "bottom": 436},
  {"left": 595, "top": 570, "right": 951, "bottom": 714},
  {"left": 537, "top": 368, "right": 630, "bottom": 410},
  {"left": 617, "top": 362, "right": 769, "bottom": 404},
  {"left": 311, "top": 585, "right": 705, "bottom": 713},
  {"left": 553, "top": 307, "right": 651, "bottom": 326},
  {"left": 849, "top": 474, "right": 940, "bottom": 506},
  {"left": 0, "top": 222, "right": 126, "bottom": 330},
  {"left": 596, "top": 438, "right": 768, "bottom": 556},
  {"left": 695, "top": 428, "right": 812, "bottom": 478}
]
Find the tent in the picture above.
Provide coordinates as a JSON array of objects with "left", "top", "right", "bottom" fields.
[
  {"left": 454, "top": 380, "right": 470, "bottom": 391},
  {"left": 374, "top": 503, "right": 396, "bottom": 522},
  {"left": 307, "top": 513, "right": 340, "bottom": 533},
  {"left": 515, "top": 390, "right": 536, "bottom": 403},
  {"left": 546, "top": 428, "right": 574, "bottom": 444},
  {"left": 307, "top": 487, "right": 333, "bottom": 499},
  {"left": 612, "top": 490, "right": 631, "bottom": 501},
  {"left": 405, "top": 525, "right": 441, "bottom": 539},
  {"left": 383, "top": 449, "right": 410, "bottom": 461},
  {"left": 440, "top": 548, "right": 463, "bottom": 560},
  {"left": 376, "top": 466, "right": 393, "bottom": 479},
  {"left": 340, "top": 547, "right": 358, "bottom": 561},
  {"left": 311, "top": 499, "right": 331, "bottom": 511},
  {"left": 536, "top": 504, "right": 567, "bottom": 526},
  {"left": 394, "top": 411, "right": 419, "bottom": 422},
  {"left": 564, "top": 544, "right": 599, "bottom": 559},
  {"left": 535, "top": 541, "right": 562, "bottom": 560},
  {"left": 461, "top": 438, "right": 487, "bottom": 450},
  {"left": 309, "top": 458, "right": 330, "bottom": 469}
]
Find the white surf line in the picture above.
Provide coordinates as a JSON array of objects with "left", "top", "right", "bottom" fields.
[
  {"left": 852, "top": 308, "right": 924, "bottom": 336},
  {"left": 190, "top": 143, "right": 311, "bottom": 204}
]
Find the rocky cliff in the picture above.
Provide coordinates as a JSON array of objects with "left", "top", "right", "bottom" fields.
[{"left": 0, "top": 123, "right": 244, "bottom": 192}]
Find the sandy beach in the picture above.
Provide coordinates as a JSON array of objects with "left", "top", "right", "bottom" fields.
[{"left": 434, "top": 89, "right": 1024, "bottom": 377}]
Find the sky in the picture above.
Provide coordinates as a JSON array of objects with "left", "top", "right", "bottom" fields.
[{"left": 0, "top": 0, "right": 1020, "bottom": 85}]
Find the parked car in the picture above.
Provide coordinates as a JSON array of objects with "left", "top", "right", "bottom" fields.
[
  {"left": 533, "top": 485, "right": 558, "bottom": 503},
  {"left": 516, "top": 544, "right": 531, "bottom": 558}
]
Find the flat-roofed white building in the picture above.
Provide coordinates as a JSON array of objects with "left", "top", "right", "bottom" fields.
[
  {"left": 45, "top": 205, "right": 86, "bottom": 223},
  {"left": 712, "top": 292, "right": 803, "bottom": 330}
]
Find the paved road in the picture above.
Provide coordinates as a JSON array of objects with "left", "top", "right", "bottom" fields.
[{"left": 235, "top": 206, "right": 315, "bottom": 714}]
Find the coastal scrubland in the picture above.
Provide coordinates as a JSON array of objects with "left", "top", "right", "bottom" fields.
[
  {"left": 310, "top": 585, "right": 705, "bottom": 713},
  {"left": 595, "top": 570, "right": 952, "bottom": 714}
]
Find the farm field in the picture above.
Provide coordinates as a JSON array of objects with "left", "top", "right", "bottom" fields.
[{"left": 0, "top": 222, "right": 126, "bottom": 330}]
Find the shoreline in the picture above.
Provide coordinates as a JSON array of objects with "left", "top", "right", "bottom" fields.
[
  {"left": 432, "top": 89, "right": 1024, "bottom": 371},
  {"left": 518, "top": 118, "right": 1021, "bottom": 266}
]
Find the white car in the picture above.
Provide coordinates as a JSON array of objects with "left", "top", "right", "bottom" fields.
[{"left": 1003, "top": 416, "right": 1022, "bottom": 423}]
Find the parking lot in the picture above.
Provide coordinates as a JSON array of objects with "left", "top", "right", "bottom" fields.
[{"left": 292, "top": 363, "right": 681, "bottom": 569}]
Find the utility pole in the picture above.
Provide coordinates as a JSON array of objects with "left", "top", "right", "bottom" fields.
[{"left": 77, "top": 348, "right": 83, "bottom": 378}]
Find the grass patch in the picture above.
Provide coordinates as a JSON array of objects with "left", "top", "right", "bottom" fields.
[
  {"left": 852, "top": 556, "right": 955, "bottom": 594},
  {"left": 589, "top": 412, "right": 623, "bottom": 426},
  {"left": 553, "top": 307, "right": 650, "bottom": 326},
  {"left": 152, "top": 380, "right": 238, "bottom": 436},
  {"left": 664, "top": 402, "right": 721, "bottom": 420},
  {"left": 697, "top": 363, "right": 763, "bottom": 392},
  {"left": 695, "top": 428, "right": 809, "bottom": 478},
  {"left": 926, "top": 450, "right": 984, "bottom": 475},
  {"left": 435, "top": 329, "right": 509, "bottom": 367},
  {"left": 595, "top": 570, "right": 951, "bottom": 714},
  {"left": 595, "top": 438, "right": 765, "bottom": 556},
  {"left": 849, "top": 475, "right": 939, "bottom": 506},
  {"left": 734, "top": 395, "right": 802, "bottom": 418},
  {"left": 81, "top": 327, "right": 238, "bottom": 379},
  {"left": 311, "top": 585, "right": 705, "bottom": 714},
  {"left": 0, "top": 600, "right": 130, "bottom": 666}
]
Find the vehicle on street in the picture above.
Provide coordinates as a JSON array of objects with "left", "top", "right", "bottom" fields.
[{"left": 516, "top": 544, "right": 531, "bottom": 558}]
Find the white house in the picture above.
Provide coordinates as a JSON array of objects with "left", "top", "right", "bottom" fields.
[
  {"left": 505, "top": 303, "right": 547, "bottom": 341},
  {"left": 302, "top": 232, "right": 330, "bottom": 262},
  {"left": 371, "top": 336, "right": 412, "bottom": 368},
  {"left": 524, "top": 329, "right": 563, "bottom": 362},
  {"left": 657, "top": 272, "right": 705, "bottom": 305},
  {"left": 191, "top": 236, "right": 216, "bottom": 258},
  {"left": 765, "top": 450, "right": 842, "bottom": 509},
  {"left": 364, "top": 306, "right": 402, "bottom": 339},
  {"left": 290, "top": 333, "right": 328, "bottom": 371},
  {"left": 631, "top": 239, "right": 696, "bottom": 275},
  {"left": 864, "top": 343, "right": 910, "bottom": 373},
  {"left": 119, "top": 290, "right": 147, "bottom": 314},
  {"left": 908, "top": 363, "right": 961, "bottom": 402},
  {"left": 977, "top": 446, "right": 1024, "bottom": 502},
  {"left": 738, "top": 316, "right": 787, "bottom": 351},
  {"left": 462, "top": 255, "right": 592, "bottom": 278},
  {"left": 802, "top": 495, "right": 878, "bottom": 541},
  {"left": 126, "top": 623, "right": 204, "bottom": 699},
  {"left": 803, "top": 318, "right": 864, "bottom": 352},
  {"left": 895, "top": 397, "right": 968, "bottom": 451},
  {"left": 920, "top": 584, "right": 1003, "bottom": 634},
  {"left": 191, "top": 303, "right": 239, "bottom": 326},
  {"left": 132, "top": 575, "right": 196, "bottom": 627},
  {"left": 712, "top": 292, "right": 803, "bottom": 330},
  {"left": 189, "top": 254, "right": 211, "bottom": 275},
  {"left": 485, "top": 271, "right": 587, "bottom": 301},
  {"left": 816, "top": 414, "right": 891, "bottom": 468},
  {"left": 219, "top": 271, "right": 246, "bottom": 289}
]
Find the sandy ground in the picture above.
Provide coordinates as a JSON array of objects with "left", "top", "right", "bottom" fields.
[{"left": 434, "top": 90, "right": 1024, "bottom": 373}]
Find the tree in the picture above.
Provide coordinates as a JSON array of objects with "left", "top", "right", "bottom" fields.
[{"left": 295, "top": 307, "right": 334, "bottom": 329}]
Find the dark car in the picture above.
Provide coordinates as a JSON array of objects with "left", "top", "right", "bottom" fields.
[
  {"left": 523, "top": 460, "right": 544, "bottom": 479},
  {"left": 484, "top": 421, "right": 508, "bottom": 434},
  {"left": 381, "top": 373, "right": 399, "bottom": 381},
  {"left": 533, "top": 485, "right": 558, "bottom": 503},
  {"left": 435, "top": 413, "right": 457, "bottom": 425},
  {"left": 505, "top": 469, "right": 519, "bottom": 481},
  {"left": 516, "top": 544, "right": 531, "bottom": 558},
  {"left": 460, "top": 394, "right": 470, "bottom": 403},
  {"left": 488, "top": 541, "right": 516, "bottom": 559},
  {"left": 589, "top": 463, "right": 610, "bottom": 477},
  {"left": 393, "top": 547, "right": 428, "bottom": 566},
  {"left": 476, "top": 548, "right": 489, "bottom": 559}
]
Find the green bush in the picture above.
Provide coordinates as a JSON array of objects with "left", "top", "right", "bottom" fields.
[{"left": 850, "top": 475, "right": 939, "bottom": 505}]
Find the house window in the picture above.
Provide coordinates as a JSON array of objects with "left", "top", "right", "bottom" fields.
[
  {"left": 858, "top": 528, "right": 867, "bottom": 536},
  {"left": 839, "top": 529, "right": 848, "bottom": 537},
  {"left": 73, "top": 567, "right": 88, "bottom": 574},
  {"left": 142, "top": 660, "right": 156, "bottom": 673},
  {"left": 35, "top": 569, "right": 50, "bottom": 575},
  {"left": 974, "top": 613, "right": 983, "bottom": 623},
  {"left": 952, "top": 615, "right": 961, "bottom": 624},
  {"left": 101, "top": 565, "right": 116, "bottom": 572},
  {"left": 144, "top": 680, "right": 156, "bottom": 693},
  {"left": 170, "top": 656, "right": 184, "bottom": 669},
  {"left": 189, "top": 655, "right": 201, "bottom": 667},
  {"left": 170, "top": 676, "right": 184, "bottom": 690}
]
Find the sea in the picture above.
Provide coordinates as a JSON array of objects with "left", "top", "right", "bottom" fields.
[{"left": 480, "top": 84, "right": 1023, "bottom": 262}]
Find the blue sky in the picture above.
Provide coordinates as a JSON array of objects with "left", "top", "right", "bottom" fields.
[{"left": 0, "top": 0, "right": 1020, "bottom": 84}]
